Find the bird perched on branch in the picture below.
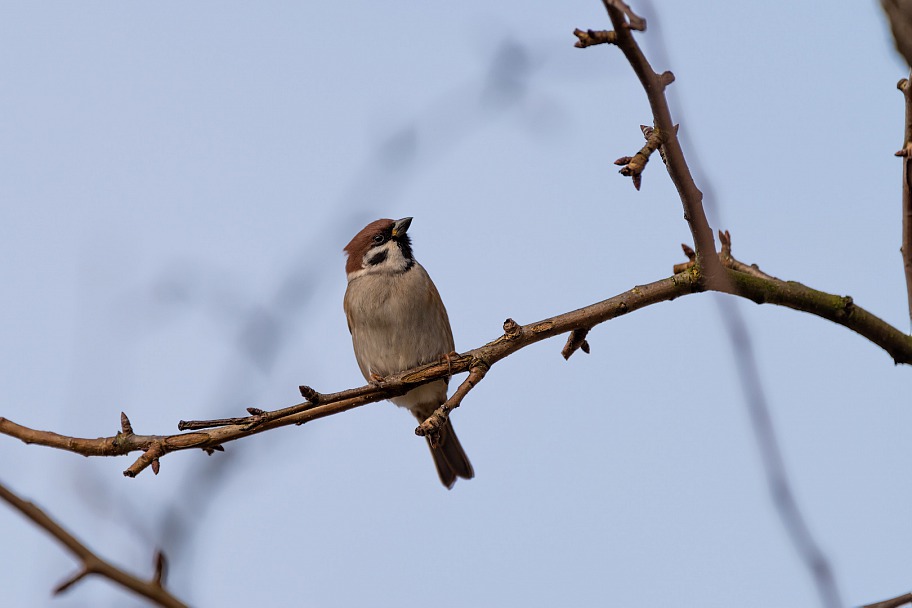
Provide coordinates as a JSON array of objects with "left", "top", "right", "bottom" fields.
[{"left": 343, "top": 217, "right": 474, "bottom": 488}]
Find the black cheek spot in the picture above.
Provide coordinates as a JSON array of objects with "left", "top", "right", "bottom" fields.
[{"left": 367, "top": 250, "right": 388, "bottom": 266}]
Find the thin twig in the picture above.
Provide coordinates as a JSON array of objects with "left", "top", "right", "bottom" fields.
[
  {"left": 0, "top": 480, "right": 187, "bottom": 608},
  {"left": 614, "top": 125, "right": 666, "bottom": 190},
  {"left": 416, "top": 362, "right": 489, "bottom": 441},
  {"left": 572, "top": 28, "right": 617, "bottom": 48},
  {"left": 897, "top": 73, "right": 912, "bottom": 328},
  {"left": 600, "top": 0, "right": 724, "bottom": 286}
]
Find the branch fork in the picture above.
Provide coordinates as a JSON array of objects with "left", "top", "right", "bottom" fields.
[{"left": 416, "top": 361, "right": 490, "bottom": 445}]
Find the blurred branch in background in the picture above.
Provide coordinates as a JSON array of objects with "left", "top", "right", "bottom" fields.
[
  {"left": 882, "top": 0, "right": 912, "bottom": 69},
  {"left": 0, "top": 480, "right": 186, "bottom": 608}
]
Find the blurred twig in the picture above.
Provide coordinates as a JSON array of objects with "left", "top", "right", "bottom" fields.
[
  {"left": 0, "top": 480, "right": 186, "bottom": 608},
  {"left": 882, "top": 0, "right": 912, "bottom": 68}
]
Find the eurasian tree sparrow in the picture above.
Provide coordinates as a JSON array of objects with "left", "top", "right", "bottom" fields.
[{"left": 343, "top": 217, "right": 474, "bottom": 489}]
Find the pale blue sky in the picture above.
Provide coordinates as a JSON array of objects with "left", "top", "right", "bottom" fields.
[{"left": 1, "top": 1, "right": 910, "bottom": 606}]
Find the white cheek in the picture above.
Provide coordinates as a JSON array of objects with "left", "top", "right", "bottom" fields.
[{"left": 353, "top": 241, "right": 410, "bottom": 277}]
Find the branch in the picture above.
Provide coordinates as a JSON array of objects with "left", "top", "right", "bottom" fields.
[
  {"left": 0, "top": 480, "right": 187, "bottom": 608},
  {"left": 681, "top": 231, "right": 912, "bottom": 364},
  {"left": 897, "top": 73, "right": 912, "bottom": 327},
  {"left": 0, "top": 273, "right": 701, "bottom": 476},
  {"left": 3, "top": 254, "right": 912, "bottom": 475},
  {"left": 595, "top": 0, "right": 724, "bottom": 286},
  {"left": 416, "top": 361, "right": 489, "bottom": 443},
  {"left": 864, "top": 592, "right": 912, "bottom": 608}
]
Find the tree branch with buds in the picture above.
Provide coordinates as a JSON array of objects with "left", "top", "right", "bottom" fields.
[
  {"left": 4, "top": 2, "right": 912, "bottom": 485},
  {"left": 2, "top": 244, "right": 911, "bottom": 476}
]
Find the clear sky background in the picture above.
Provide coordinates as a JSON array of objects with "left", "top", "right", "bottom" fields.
[{"left": 1, "top": 1, "right": 910, "bottom": 607}]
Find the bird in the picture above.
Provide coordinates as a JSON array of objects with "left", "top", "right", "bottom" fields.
[{"left": 343, "top": 217, "right": 474, "bottom": 489}]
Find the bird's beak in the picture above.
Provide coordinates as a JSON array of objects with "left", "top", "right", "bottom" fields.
[{"left": 392, "top": 217, "right": 413, "bottom": 237}]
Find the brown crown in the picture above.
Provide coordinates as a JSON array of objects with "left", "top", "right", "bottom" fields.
[{"left": 343, "top": 218, "right": 395, "bottom": 275}]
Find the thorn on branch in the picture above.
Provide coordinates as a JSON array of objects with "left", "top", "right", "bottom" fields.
[
  {"left": 562, "top": 328, "right": 592, "bottom": 360},
  {"left": 202, "top": 444, "right": 224, "bottom": 455},
  {"left": 573, "top": 28, "right": 618, "bottom": 48}
]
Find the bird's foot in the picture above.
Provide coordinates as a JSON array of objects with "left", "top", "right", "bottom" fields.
[{"left": 441, "top": 351, "right": 459, "bottom": 376}]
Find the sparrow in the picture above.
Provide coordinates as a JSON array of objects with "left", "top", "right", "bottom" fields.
[{"left": 343, "top": 217, "right": 474, "bottom": 489}]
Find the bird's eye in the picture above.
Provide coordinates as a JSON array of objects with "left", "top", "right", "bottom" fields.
[{"left": 372, "top": 234, "right": 385, "bottom": 244}]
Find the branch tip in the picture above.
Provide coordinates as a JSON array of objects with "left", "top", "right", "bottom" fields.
[
  {"left": 299, "top": 385, "right": 321, "bottom": 403},
  {"left": 572, "top": 28, "right": 617, "bottom": 48}
]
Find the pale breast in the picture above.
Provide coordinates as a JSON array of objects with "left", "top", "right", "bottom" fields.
[{"left": 344, "top": 263, "right": 454, "bottom": 380}]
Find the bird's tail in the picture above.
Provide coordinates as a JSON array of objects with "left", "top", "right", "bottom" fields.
[{"left": 426, "top": 419, "right": 474, "bottom": 490}]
